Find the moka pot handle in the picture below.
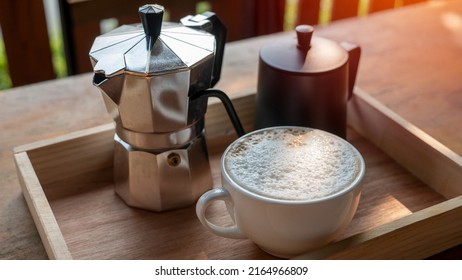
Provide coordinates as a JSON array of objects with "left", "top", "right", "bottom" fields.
[
  {"left": 192, "top": 89, "right": 245, "bottom": 137},
  {"left": 181, "top": 11, "right": 227, "bottom": 87}
]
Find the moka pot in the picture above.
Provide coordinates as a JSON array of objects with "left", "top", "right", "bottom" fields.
[{"left": 89, "top": 4, "right": 243, "bottom": 212}]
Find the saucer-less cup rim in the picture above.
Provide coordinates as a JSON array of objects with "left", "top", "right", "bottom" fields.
[{"left": 222, "top": 126, "right": 365, "bottom": 205}]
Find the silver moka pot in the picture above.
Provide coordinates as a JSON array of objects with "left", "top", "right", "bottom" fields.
[{"left": 89, "top": 4, "right": 243, "bottom": 211}]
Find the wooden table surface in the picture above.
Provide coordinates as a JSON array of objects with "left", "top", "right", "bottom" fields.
[{"left": 1, "top": 0, "right": 461, "bottom": 259}]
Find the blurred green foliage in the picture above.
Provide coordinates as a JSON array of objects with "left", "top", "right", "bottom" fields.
[
  {"left": 50, "top": 31, "right": 68, "bottom": 79},
  {"left": 0, "top": 38, "right": 12, "bottom": 89},
  {"left": 0, "top": 0, "right": 371, "bottom": 90},
  {"left": 0, "top": 31, "right": 66, "bottom": 90}
]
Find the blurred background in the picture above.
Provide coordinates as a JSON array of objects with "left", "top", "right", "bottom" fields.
[{"left": 0, "top": 0, "right": 426, "bottom": 90}]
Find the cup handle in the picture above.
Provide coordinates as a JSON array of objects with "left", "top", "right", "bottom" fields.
[{"left": 196, "top": 188, "right": 246, "bottom": 239}]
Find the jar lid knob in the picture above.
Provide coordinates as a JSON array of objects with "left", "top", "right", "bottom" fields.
[{"left": 295, "top": 25, "right": 314, "bottom": 51}]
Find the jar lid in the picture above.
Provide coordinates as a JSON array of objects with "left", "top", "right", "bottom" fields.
[{"left": 260, "top": 25, "right": 348, "bottom": 74}]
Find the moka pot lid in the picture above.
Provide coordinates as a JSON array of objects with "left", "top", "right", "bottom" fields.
[{"left": 89, "top": 4, "right": 215, "bottom": 77}]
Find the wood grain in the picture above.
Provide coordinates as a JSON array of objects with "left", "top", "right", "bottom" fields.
[
  {"left": 297, "top": 196, "right": 462, "bottom": 259},
  {"left": 3, "top": 0, "right": 462, "bottom": 260},
  {"left": 14, "top": 90, "right": 454, "bottom": 259},
  {"left": 14, "top": 152, "right": 72, "bottom": 260},
  {"left": 349, "top": 87, "right": 462, "bottom": 199}
]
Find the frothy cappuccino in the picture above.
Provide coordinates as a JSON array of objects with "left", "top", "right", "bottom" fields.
[{"left": 224, "top": 127, "right": 362, "bottom": 201}]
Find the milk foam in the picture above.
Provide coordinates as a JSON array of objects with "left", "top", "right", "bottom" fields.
[{"left": 224, "top": 127, "right": 361, "bottom": 201}]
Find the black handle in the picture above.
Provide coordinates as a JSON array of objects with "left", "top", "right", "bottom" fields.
[
  {"left": 181, "top": 12, "right": 227, "bottom": 87},
  {"left": 192, "top": 89, "right": 245, "bottom": 137}
]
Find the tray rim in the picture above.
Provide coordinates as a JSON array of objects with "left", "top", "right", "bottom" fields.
[{"left": 14, "top": 87, "right": 462, "bottom": 259}]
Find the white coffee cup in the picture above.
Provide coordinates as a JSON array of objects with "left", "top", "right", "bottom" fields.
[{"left": 196, "top": 126, "right": 365, "bottom": 258}]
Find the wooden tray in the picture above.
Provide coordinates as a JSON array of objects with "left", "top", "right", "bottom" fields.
[{"left": 14, "top": 88, "right": 462, "bottom": 259}]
